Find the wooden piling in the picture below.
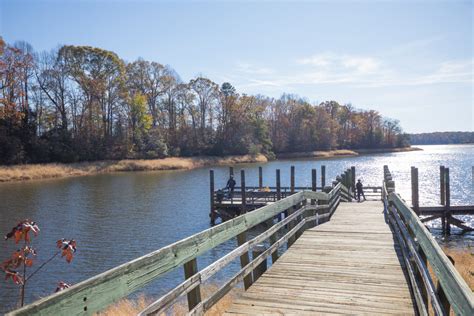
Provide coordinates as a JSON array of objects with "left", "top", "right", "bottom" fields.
[
  {"left": 311, "top": 169, "right": 317, "bottom": 205},
  {"left": 445, "top": 168, "right": 451, "bottom": 235},
  {"left": 252, "top": 244, "right": 267, "bottom": 282},
  {"left": 276, "top": 169, "right": 281, "bottom": 201},
  {"left": 440, "top": 166, "right": 446, "bottom": 206},
  {"left": 241, "top": 170, "right": 246, "bottom": 214},
  {"left": 351, "top": 166, "right": 356, "bottom": 193},
  {"left": 209, "top": 170, "right": 215, "bottom": 225},
  {"left": 258, "top": 166, "right": 263, "bottom": 190},
  {"left": 321, "top": 165, "right": 326, "bottom": 188},
  {"left": 229, "top": 166, "right": 234, "bottom": 177},
  {"left": 411, "top": 167, "right": 419, "bottom": 214},
  {"left": 290, "top": 166, "right": 295, "bottom": 193},
  {"left": 183, "top": 258, "right": 202, "bottom": 310}
]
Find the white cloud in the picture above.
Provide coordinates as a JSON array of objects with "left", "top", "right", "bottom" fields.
[
  {"left": 235, "top": 62, "right": 274, "bottom": 75},
  {"left": 297, "top": 53, "right": 381, "bottom": 75}
]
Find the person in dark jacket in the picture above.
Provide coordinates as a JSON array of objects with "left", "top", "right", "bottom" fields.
[
  {"left": 226, "top": 175, "right": 236, "bottom": 198},
  {"left": 356, "top": 179, "right": 366, "bottom": 202}
]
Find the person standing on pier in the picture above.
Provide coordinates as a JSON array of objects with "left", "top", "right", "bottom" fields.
[
  {"left": 226, "top": 175, "right": 236, "bottom": 198},
  {"left": 356, "top": 179, "right": 366, "bottom": 202}
]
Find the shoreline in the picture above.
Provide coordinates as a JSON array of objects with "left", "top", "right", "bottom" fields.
[
  {"left": 0, "top": 154, "right": 268, "bottom": 183},
  {"left": 0, "top": 147, "right": 422, "bottom": 183},
  {"left": 276, "top": 146, "right": 422, "bottom": 159}
]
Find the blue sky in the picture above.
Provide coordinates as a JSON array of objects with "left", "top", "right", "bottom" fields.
[{"left": 1, "top": 0, "right": 472, "bottom": 133}]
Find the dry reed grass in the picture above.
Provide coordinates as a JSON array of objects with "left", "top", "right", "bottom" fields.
[
  {"left": 276, "top": 149, "right": 357, "bottom": 159},
  {"left": 0, "top": 154, "right": 268, "bottom": 183},
  {"left": 426, "top": 246, "right": 473, "bottom": 315},
  {"left": 96, "top": 284, "right": 242, "bottom": 316},
  {"left": 442, "top": 246, "right": 473, "bottom": 290}
]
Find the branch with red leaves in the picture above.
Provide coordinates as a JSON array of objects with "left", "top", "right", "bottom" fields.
[{"left": 2, "top": 219, "right": 78, "bottom": 307}]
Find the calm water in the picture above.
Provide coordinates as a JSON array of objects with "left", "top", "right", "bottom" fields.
[{"left": 0, "top": 144, "right": 473, "bottom": 312}]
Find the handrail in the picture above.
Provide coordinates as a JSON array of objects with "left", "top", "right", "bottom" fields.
[
  {"left": 389, "top": 193, "right": 473, "bottom": 315},
  {"left": 8, "top": 189, "right": 330, "bottom": 316},
  {"left": 382, "top": 166, "right": 474, "bottom": 315}
]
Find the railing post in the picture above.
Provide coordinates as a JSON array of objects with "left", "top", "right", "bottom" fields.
[
  {"left": 411, "top": 166, "right": 419, "bottom": 215},
  {"left": 437, "top": 256, "right": 455, "bottom": 314},
  {"left": 445, "top": 168, "right": 451, "bottom": 235},
  {"left": 266, "top": 216, "right": 279, "bottom": 264},
  {"left": 241, "top": 169, "right": 246, "bottom": 215},
  {"left": 288, "top": 166, "right": 297, "bottom": 246},
  {"left": 321, "top": 165, "right": 326, "bottom": 188},
  {"left": 183, "top": 258, "right": 202, "bottom": 310},
  {"left": 252, "top": 244, "right": 267, "bottom": 282},
  {"left": 258, "top": 166, "right": 263, "bottom": 190},
  {"left": 209, "top": 170, "right": 216, "bottom": 225},
  {"left": 237, "top": 232, "right": 253, "bottom": 290}
]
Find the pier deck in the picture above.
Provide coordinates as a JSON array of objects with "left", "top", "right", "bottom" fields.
[{"left": 225, "top": 201, "right": 416, "bottom": 315}]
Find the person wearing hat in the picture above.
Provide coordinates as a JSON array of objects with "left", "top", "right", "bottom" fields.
[{"left": 356, "top": 179, "right": 366, "bottom": 202}]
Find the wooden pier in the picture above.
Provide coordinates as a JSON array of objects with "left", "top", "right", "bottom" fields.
[
  {"left": 8, "top": 165, "right": 473, "bottom": 316},
  {"left": 410, "top": 165, "right": 474, "bottom": 235},
  {"left": 225, "top": 201, "right": 415, "bottom": 315}
]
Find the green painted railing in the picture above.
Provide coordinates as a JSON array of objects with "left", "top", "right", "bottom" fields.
[
  {"left": 383, "top": 165, "right": 474, "bottom": 316},
  {"left": 8, "top": 179, "right": 352, "bottom": 316}
]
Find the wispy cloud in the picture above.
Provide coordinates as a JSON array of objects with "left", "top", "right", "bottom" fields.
[
  {"left": 235, "top": 62, "right": 275, "bottom": 75},
  {"left": 230, "top": 53, "right": 472, "bottom": 91},
  {"left": 297, "top": 53, "right": 381, "bottom": 75}
]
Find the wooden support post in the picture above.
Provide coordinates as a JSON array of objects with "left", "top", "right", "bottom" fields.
[
  {"left": 290, "top": 165, "right": 295, "bottom": 193},
  {"left": 418, "top": 248, "right": 429, "bottom": 308},
  {"left": 351, "top": 166, "right": 356, "bottom": 194},
  {"left": 321, "top": 165, "right": 326, "bottom": 188},
  {"left": 440, "top": 165, "right": 446, "bottom": 205},
  {"left": 183, "top": 258, "right": 201, "bottom": 310},
  {"left": 229, "top": 166, "right": 234, "bottom": 177},
  {"left": 288, "top": 165, "right": 296, "bottom": 246},
  {"left": 266, "top": 218, "right": 279, "bottom": 264},
  {"left": 440, "top": 165, "right": 446, "bottom": 232},
  {"left": 209, "top": 170, "right": 216, "bottom": 225},
  {"left": 258, "top": 166, "right": 263, "bottom": 190},
  {"left": 241, "top": 170, "right": 246, "bottom": 215},
  {"left": 252, "top": 244, "right": 267, "bottom": 282},
  {"left": 411, "top": 167, "right": 419, "bottom": 214},
  {"left": 276, "top": 169, "right": 281, "bottom": 201},
  {"left": 311, "top": 169, "right": 317, "bottom": 205},
  {"left": 237, "top": 232, "right": 253, "bottom": 290},
  {"left": 436, "top": 256, "right": 455, "bottom": 314},
  {"left": 445, "top": 168, "right": 451, "bottom": 235}
]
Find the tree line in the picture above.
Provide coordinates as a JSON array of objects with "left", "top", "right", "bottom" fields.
[
  {"left": 0, "top": 37, "right": 409, "bottom": 165},
  {"left": 409, "top": 132, "right": 474, "bottom": 145}
]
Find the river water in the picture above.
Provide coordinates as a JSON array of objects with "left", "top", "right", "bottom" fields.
[{"left": 0, "top": 144, "right": 473, "bottom": 312}]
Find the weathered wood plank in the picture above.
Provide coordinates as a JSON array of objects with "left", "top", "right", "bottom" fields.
[{"left": 225, "top": 201, "right": 416, "bottom": 315}]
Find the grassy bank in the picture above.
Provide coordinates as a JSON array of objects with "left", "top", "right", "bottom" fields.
[
  {"left": 276, "top": 146, "right": 421, "bottom": 159},
  {"left": 0, "top": 154, "right": 267, "bottom": 183},
  {"left": 0, "top": 146, "right": 422, "bottom": 183}
]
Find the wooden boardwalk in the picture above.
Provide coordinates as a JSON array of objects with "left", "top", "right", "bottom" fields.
[{"left": 225, "top": 201, "right": 416, "bottom": 315}]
